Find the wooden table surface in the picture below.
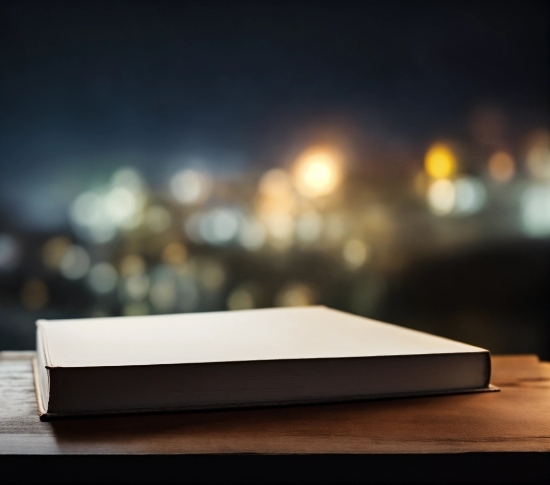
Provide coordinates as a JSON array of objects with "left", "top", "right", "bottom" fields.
[{"left": 1, "top": 351, "right": 549, "bottom": 483}]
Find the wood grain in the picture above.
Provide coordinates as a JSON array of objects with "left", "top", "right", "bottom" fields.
[{"left": 1, "top": 352, "right": 549, "bottom": 455}]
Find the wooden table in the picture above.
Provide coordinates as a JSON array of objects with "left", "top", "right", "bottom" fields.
[{"left": 1, "top": 352, "right": 549, "bottom": 483}]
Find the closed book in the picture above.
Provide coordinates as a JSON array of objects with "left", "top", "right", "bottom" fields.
[{"left": 33, "top": 306, "right": 496, "bottom": 420}]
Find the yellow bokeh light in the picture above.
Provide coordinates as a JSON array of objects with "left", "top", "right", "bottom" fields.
[
  {"left": 293, "top": 148, "right": 343, "bottom": 198},
  {"left": 424, "top": 143, "right": 457, "bottom": 179},
  {"left": 161, "top": 242, "right": 187, "bottom": 265},
  {"left": 275, "top": 282, "right": 314, "bottom": 307},
  {"left": 120, "top": 254, "right": 146, "bottom": 277},
  {"left": 343, "top": 239, "right": 371, "bottom": 269}
]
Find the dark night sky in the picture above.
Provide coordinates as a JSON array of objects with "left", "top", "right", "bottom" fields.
[{"left": 0, "top": 1, "right": 548, "bottom": 228}]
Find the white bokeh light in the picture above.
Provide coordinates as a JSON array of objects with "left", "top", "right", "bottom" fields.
[
  {"left": 60, "top": 246, "right": 90, "bottom": 280},
  {"left": 427, "top": 179, "right": 456, "bottom": 215},
  {"left": 104, "top": 187, "right": 138, "bottom": 224},
  {"left": 453, "top": 177, "right": 486, "bottom": 215},
  {"left": 88, "top": 262, "right": 118, "bottom": 294},
  {"left": 239, "top": 218, "right": 266, "bottom": 251},
  {"left": 521, "top": 184, "right": 550, "bottom": 237},
  {"left": 170, "top": 170, "right": 212, "bottom": 205},
  {"left": 199, "top": 208, "right": 239, "bottom": 245}
]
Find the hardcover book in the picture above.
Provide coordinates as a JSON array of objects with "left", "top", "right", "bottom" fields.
[{"left": 33, "top": 306, "right": 496, "bottom": 420}]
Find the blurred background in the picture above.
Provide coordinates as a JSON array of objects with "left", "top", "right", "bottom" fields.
[{"left": 1, "top": 1, "right": 549, "bottom": 357}]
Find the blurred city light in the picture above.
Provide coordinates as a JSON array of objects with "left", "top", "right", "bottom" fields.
[
  {"left": 0, "top": 234, "right": 20, "bottom": 272},
  {"left": 520, "top": 183, "right": 550, "bottom": 237},
  {"left": 343, "top": 239, "right": 371, "bottom": 269},
  {"left": 70, "top": 191, "right": 102, "bottom": 226},
  {"left": 104, "top": 187, "right": 139, "bottom": 225},
  {"left": 453, "top": 177, "right": 486, "bottom": 215},
  {"left": 275, "top": 282, "right": 315, "bottom": 307},
  {"left": 199, "top": 208, "right": 240, "bottom": 245},
  {"left": 184, "top": 213, "right": 204, "bottom": 243},
  {"left": 427, "top": 179, "right": 456, "bottom": 215},
  {"left": 125, "top": 273, "right": 150, "bottom": 300},
  {"left": 59, "top": 245, "right": 90, "bottom": 280},
  {"left": 238, "top": 218, "right": 267, "bottom": 251},
  {"left": 111, "top": 167, "right": 144, "bottom": 193},
  {"left": 424, "top": 143, "right": 457, "bottom": 179},
  {"left": 488, "top": 151, "right": 515, "bottom": 183},
  {"left": 69, "top": 177, "right": 146, "bottom": 243},
  {"left": 1, "top": 1, "right": 549, "bottom": 363},
  {"left": 120, "top": 254, "right": 146, "bottom": 277},
  {"left": 170, "top": 169, "right": 212, "bottom": 205},
  {"left": 88, "top": 262, "right": 118, "bottom": 294},
  {"left": 263, "top": 212, "right": 294, "bottom": 247},
  {"left": 161, "top": 242, "right": 188, "bottom": 265},
  {"left": 293, "top": 147, "right": 343, "bottom": 198}
]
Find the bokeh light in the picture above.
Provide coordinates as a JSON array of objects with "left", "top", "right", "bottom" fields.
[
  {"left": 120, "top": 254, "right": 146, "bottom": 277},
  {"left": 88, "top": 263, "right": 118, "bottom": 294},
  {"left": 275, "top": 282, "right": 315, "bottom": 307},
  {"left": 170, "top": 169, "right": 212, "bottom": 205},
  {"left": 424, "top": 143, "right": 457, "bottom": 179},
  {"left": 0, "top": 234, "right": 20, "bottom": 272},
  {"left": 453, "top": 177, "right": 486, "bottom": 215},
  {"left": 238, "top": 218, "right": 266, "bottom": 251},
  {"left": 343, "top": 239, "right": 371, "bottom": 269},
  {"left": 125, "top": 273, "right": 150, "bottom": 300},
  {"left": 199, "top": 208, "right": 240, "bottom": 245},
  {"left": 521, "top": 184, "right": 550, "bottom": 237},
  {"left": 105, "top": 188, "right": 139, "bottom": 224},
  {"left": 293, "top": 148, "right": 343, "bottom": 198},
  {"left": 161, "top": 242, "right": 187, "bottom": 265},
  {"left": 427, "top": 179, "right": 456, "bottom": 215},
  {"left": 1, "top": 3, "right": 549, "bottom": 364},
  {"left": 59, "top": 245, "right": 90, "bottom": 280},
  {"left": 69, "top": 173, "right": 146, "bottom": 244},
  {"left": 111, "top": 167, "right": 144, "bottom": 193},
  {"left": 488, "top": 151, "right": 515, "bottom": 183}
]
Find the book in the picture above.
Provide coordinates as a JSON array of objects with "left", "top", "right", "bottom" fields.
[{"left": 33, "top": 306, "right": 496, "bottom": 420}]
